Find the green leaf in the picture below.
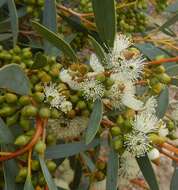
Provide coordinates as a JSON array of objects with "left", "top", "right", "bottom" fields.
[
  {"left": 32, "top": 21, "right": 77, "bottom": 62},
  {"left": 106, "top": 147, "right": 118, "bottom": 190},
  {"left": 3, "top": 159, "right": 18, "bottom": 190},
  {"left": 24, "top": 176, "right": 34, "bottom": 190},
  {"left": 43, "top": 0, "right": 58, "bottom": 55},
  {"left": 159, "top": 13, "right": 178, "bottom": 31},
  {"left": 89, "top": 35, "right": 107, "bottom": 65},
  {"left": 136, "top": 154, "right": 159, "bottom": 190},
  {"left": 0, "top": 118, "right": 14, "bottom": 144},
  {"left": 39, "top": 156, "right": 58, "bottom": 190},
  {"left": 45, "top": 139, "right": 99, "bottom": 159},
  {"left": 166, "top": 65, "right": 178, "bottom": 76},
  {"left": 7, "top": 0, "right": 18, "bottom": 46},
  {"left": 85, "top": 98, "right": 103, "bottom": 144},
  {"left": 171, "top": 166, "right": 178, "bottom": 190},
  {"left": 0, "top": 64, "right": 30, "bottom": 95},
  {"left": 32, "top": 52, "right": 48, "bottom": 69},
  {"left": 92, "top": 0, "right": 116, "bottom": 48},
  {"left": 156, "top": 87, "right": 169, "bottom": 119}
]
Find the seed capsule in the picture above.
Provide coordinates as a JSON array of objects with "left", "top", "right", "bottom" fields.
[{"left": 34, "top": 140, "right": 46, "bottom": 154}]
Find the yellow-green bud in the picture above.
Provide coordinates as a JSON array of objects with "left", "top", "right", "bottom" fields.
[
  {"left": 5, "top": 93, "right": 18, "bottom": 103},
  {"left": 14, "top": 135, "right": 30, "bottom": 146},
  {"left": 39, "top": 107, "right": 51, "bottom": 118},
  {"left": 46, "top": 160, "right": 57, "bottom": 172},
  {"left": 111, "top": 126, "right": 121, "bottom": 136},
  {"left": 34, "top": 140, "right": 46, "bottom": 155},
  {"left": 19, "top": 96, "right": 31, "bottom": 105}
]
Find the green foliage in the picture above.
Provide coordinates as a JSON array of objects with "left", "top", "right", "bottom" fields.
[
  {"left": 85, "top": 98, "right": 103, "bottom": 144},
  {"left": 0, "top": 64, "right": 30, "bottom": 95},
  {"left": 92, "top": 0, "right": 116, "bottom": 47},
  {"left": 137, "top": 155, "right": 159, "bottom": 190}
]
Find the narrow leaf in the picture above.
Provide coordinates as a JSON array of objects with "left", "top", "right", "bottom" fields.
[
  {"left": 39, "top": 156, "right": 58, "bottom": 190},
  {"left": 45, "top": 139, "right": 99, "bottom": 159},
  {"left": 85, "top": 98, "right": 103, "bottom": 144},
  {"left": 89, "top": 35, "right": 107, "bottom": 65},
  {"left": 156, "top": 87, "right": 169, "bottom": 119},
  {"left": 43, "top": 0, "right": 58, "bottom": 55},
  {"left": 3, "top": 159, "right": 18, "bottom": 190},
  {"left": 171, "top": 166, "right": 178, "bottom": 190},
  {"left": 0, "top": 118, "right": 14, "bottom": 144},
  {"left": 7, "top": 0, "right": 18, "bottom": 46},
  {"left": 0, "top": 0, "right": 6, "bottom": 7},
  {"left": 106, "top": 148, "right": 118, "bottom": 190},
  {"left": 81, "top": 153, "right": 96, "bottom": 172},
  {"left": 0, "top": 64, "right": 30, "bottom": 95},
  {"left": 24, "top": 176, "right": 34, "bottom": 190},
  {"left": 136, "top": 154, "right": 159, "bottom": 190},
  {"left": 92, "top": 0, "right": 116, "bottom": 48},
  {"left": 32, "top": 21, "right": 77, "bottom": 62}
]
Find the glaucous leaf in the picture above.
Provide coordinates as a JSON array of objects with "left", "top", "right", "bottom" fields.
[
  {"left": 7, "top": 0, "right": 18, "bottom": 46},
  {"left": 32, "top": 21, "right": 77, "bottom": 62},
  {"left": 136, "top": 154, "right": 159, "bottom": 190},
  {"left": 156, "top": 87, "right": 169, "bottom": 119},
  {"left": 23, "top": 176, "right": 34, "bottom": 190},
  {"left": 0, "top": 118, "right": 14, "bottom": 144},
  {"left": 85, "top": 98, "right": 103, "bottom": 144},
  {"left": 92, "top": 0, "right": 116, "bottom": 48},
  {"left": 39, "top": 156, "right": 58, "bottom": 190},
  {"left": 0, "top": 64, "right": 30, "bottom": 95},
  {"left": 45, "top": 139, "right": 99, "bottom": 159},
  {"left": 106, "top": 147, "right": 118, "bottom": 190}
]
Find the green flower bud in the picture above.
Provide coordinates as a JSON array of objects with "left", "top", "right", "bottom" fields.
[
  {"left": 116, "top": 115, "right": 124, "bottom": 126},
  {"left": 6, "top": 113, "right": 19, "bottom": 126},
  {"left": 31, "top": 160, "right": 40, "bottom": 171},
  {"left": 167, "top": 120, "right": 175, "bottom": 131},
  {"left": 149, "top": 134, "right": 165, "bottom": 145},
  {"left": 112, "top": 137, "right": 123, "bottom": 151},
  {"left": 33, "top": 92, "right": 45, "bottom": 103},
  {"left": 0, "top": 96, "right": 5, "bottom": 103},
  {"left": 14, "top": 135, "right": 30, "bottom": 146},
  {"left": 26, "top": 129, "right": 35, "bottom": 136},
  {"left": 67, "top": 109, "right": 76, "bottom": 119},
  {"left": 111, "top": 126, "right": 121, "bottom": 136},
  {"left": 155, "top": 65, "right": 165, "bottom": 73},
  {"left": 38, "top": 173, "right": 46, "bottom": 186},
  {"left": 105, "top": 78, "right": 114, "bottom": 87},
  {"left": 13, "top": 46, "right": 21, "bottom": 54},
  {"left": 41, "top": 73, "right": 52, "bottom": 83},
  {"left": 81, "top": 109, "right": 90, "bottom": 117},
  {"left": 19, "top": 117, "right": 30, "bottom": 131},
  {"left": 46, "top": 160, "right": 57, "bottom": 172},
  {"left": 18, "top": 167, "right": 28, "bottom": 178},
  {"left": 96, "top": 73, "right": 106, "bottom": 82},
  {"left": 152, "top": 83, "right": 164, "bottom": 94},
  {"left": 5, "top": 93, "right": 18, "bottom": 103},
  {"left": 34, "top": 84, "right": 44, "bottom": 92},
  {"left": 96, "top": 160, "right": 106, "bottom": 170},
  {"left": 47, "top": 134, "right": 57, "bottom": 145},
  {"left": 0, "top": 106, "right": 16, "bottom": 117},
  {"left": 51, "top": 108, "right": 61, "bottom": 119},
  {"left": 76, "top": 101, "right": 87, "bottom": 110},
  {"left": 19, "top": 96, "right": 31, "bottom": 106},
  {"left": 21, "top": 105, "right": 38, "bottom": 117},
  {"left": 157, "top": 73, "right": 171, "bottom": 84},
  {"left": 39, "top": 107, "right": 51, "bottom": 118},
  {"left": 34, "top": 140, "right": 46, "bottom": 155},
  {"left": 70, "top": 94, "right": 79, "bottom": 104}
]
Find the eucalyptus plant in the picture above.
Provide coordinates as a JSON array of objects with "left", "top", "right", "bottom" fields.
[{"left": 0, "top": 0, "right": 178, "bottom": 190}]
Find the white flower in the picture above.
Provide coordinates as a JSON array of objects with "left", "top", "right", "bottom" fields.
[
  {"left": 108, "top": 80, "right": 143, "bottom": 110},
  {"left": 90, "top": 53, "right": 105, "bottom": 73},
  {"left": 122, "top": 56, "right": 145, "bottom": 81},
  {"left": 119, "top": 151, "right": 140, "bottom": 178},
  {"left": 133, "top": 113, "right": 159, "bottom": 134},
  {"left": 148, "top": 148, "right": 160, "bottom": 160},
  {"left": 158, "top": 123, "right": 168, "bottom": 137},
  {"left": 47, "top": 117, "right": 88, "bottom": 140},
  {"left": 80, "top": 78, "right": 105, "bottom": 101},
  {"left": 143, "top": 96, "right": 157, "bottom": 115},
  {"left": 112, "top": 34, "right": 132, "bottom": 60},
  {"left": 59, "top": 69, "right": 80, "bottom": 90},
  {"left": 44, "top": 83, "right": 65, "bottom": 109},
  {"left": 124, "top": 131, "right": 151, "bottom": 157},
  {"left": 60, "top": 101, "right": 72, "bottom": 113}
]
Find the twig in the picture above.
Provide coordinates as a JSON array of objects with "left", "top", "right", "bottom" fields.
[{"left": 0, "top": 117, "right": 43, "bottom": 162}]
